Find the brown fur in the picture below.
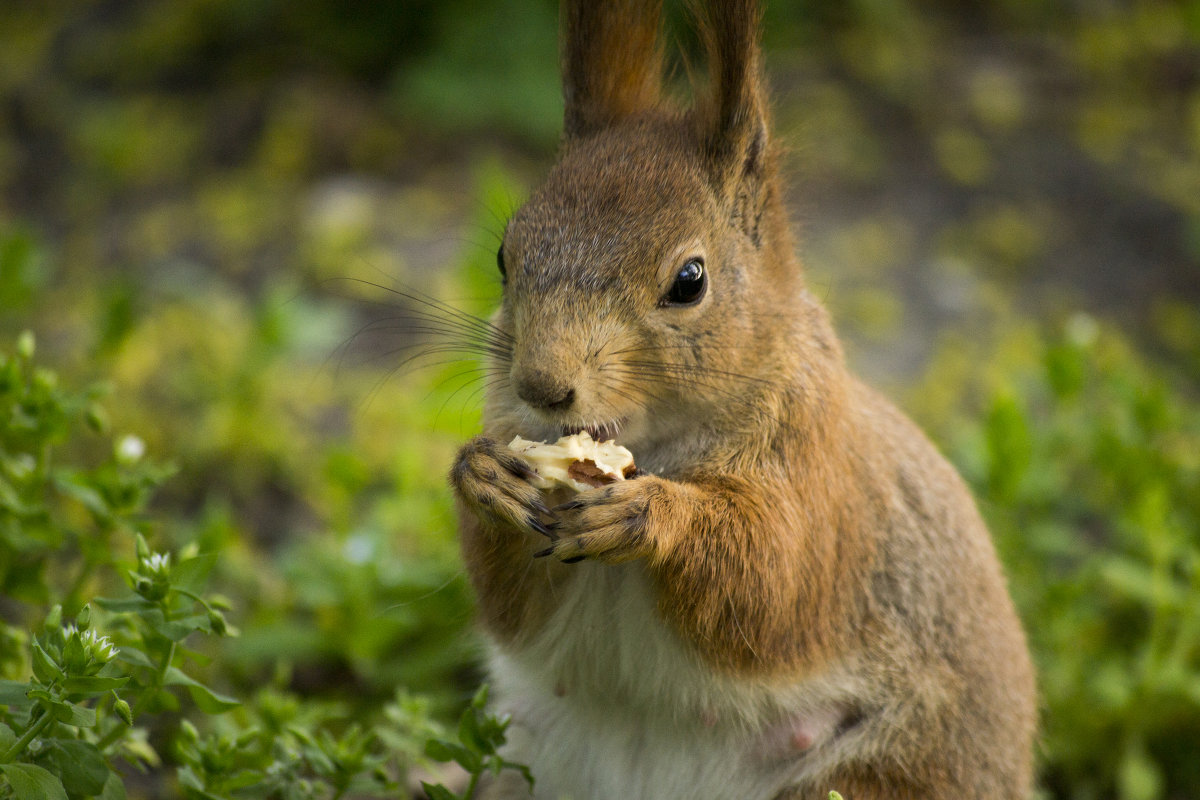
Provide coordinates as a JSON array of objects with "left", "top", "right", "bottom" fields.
[
  {"left": 450, "top": 1, "right": 1036, "bottom": 797},
  {"left": 561, "top": 0, "right": 665, "bottom": 137}
]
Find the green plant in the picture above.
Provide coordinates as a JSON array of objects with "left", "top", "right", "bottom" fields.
[
  {"left": 0, "top": 330, "right": 232, "bottom": 797},
  {"left": 421, "top": 686, "right": 533, "bottom": 800},
  {"left": 911, "top": 313, "right": 1200, "bottom": 800},
  {"left": 0, "top": 333, "right": 523, "bottom": 798}
]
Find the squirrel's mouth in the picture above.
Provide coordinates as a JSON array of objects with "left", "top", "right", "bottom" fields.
[{"left": 562, "top": 419, "right": 625, "bottom": 442}]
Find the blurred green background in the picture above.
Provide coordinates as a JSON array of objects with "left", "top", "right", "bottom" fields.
[{"left": 1, "top": 1, "right": 1198, "bottom": 798}]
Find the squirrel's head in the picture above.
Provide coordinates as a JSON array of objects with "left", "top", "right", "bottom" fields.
[{"left": 489, "top": 0, "right": 833, "bottom": 454}]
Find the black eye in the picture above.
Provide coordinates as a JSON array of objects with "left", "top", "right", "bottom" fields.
[
  {"left": 662, "top": 258, "right": 706, "bottom": 306},
  {"left": 497, "top": 246, "right": 507, "bottom": 282}
]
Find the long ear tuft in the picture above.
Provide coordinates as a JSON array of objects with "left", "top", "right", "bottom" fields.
[
  {"left": 562, "top": 0, "right": 665, "bottom": 138},
  {"left": 693, "top": 0, "right": 768, "bottom": 193}
]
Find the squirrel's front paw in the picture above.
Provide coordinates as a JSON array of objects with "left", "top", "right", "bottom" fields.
[
  {"left": 451, "top": 436, "right": 554, "bottom": 538},
  {"left": 535, "top": 477, "right": 669, "bottom": 564}
]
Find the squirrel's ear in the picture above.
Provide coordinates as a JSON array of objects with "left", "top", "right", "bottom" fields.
[
  {"left": 561, "top": 0, "right": 664, "bottom": 138},
  {"left": 695, "top": 0, "right": 770, "bottom": 243}
]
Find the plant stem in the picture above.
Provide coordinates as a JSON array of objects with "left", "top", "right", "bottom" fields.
[
  {"left": 96, "top": 634, "right": 176, "bottom": 750},
  {"left": 1, "top": 705, "right": 54, "bottom": 763},
  {"left": 463, "top": 769, "right": 480, "bottom": 800}
]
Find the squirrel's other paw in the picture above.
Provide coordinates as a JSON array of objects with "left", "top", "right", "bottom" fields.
[
  {"left": 451, "top": 436, "right": 555, "bottom": 538},
  {"left": 535, "top": 477, "right": 669, "bottom": 564}
]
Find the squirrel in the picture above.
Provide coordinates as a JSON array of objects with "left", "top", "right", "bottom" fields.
[{"left": 448, "top": 1, "right": 1036, "bottom": 797}]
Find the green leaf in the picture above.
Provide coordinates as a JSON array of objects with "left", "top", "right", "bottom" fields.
[
  {"left": 424, "top": 739, "right": 457, "bottom": 763},
  {"left": 1119, "top": 744, "right": 1163, "bottom": 800},
  {"left": 0, "top": 722, "right": 16, "bottom": 753},
  {"left": 134, "top": 534, "right": 150, "bottom": 563},
  {"left": 148, "top": 615, "right": 209, "bottom": 642},
  {"left": 114, "top": 647, "right": 157, "bottom": 669},
  {"left": 170, "top": 554, "right": 217, "bottom": 593},
  {"left": 61, "top": 676, "right": 130, "bottom": 695},
  {"left": 16, "top": 330, "right": 35, "bottom": 360},
  {"left": 0, "top": 763, "right": 69, "bottom": 800},
  {"left": 176, "top": 765, "right": 204, "bottom": 791},
  {"left": 31, "top": 642, "right": 65, "bottom": 684},
  {"left": 39, "top": 740, "right": 110, "bottom": 796},
  {"left": 178, "top": 772, "right": 226, "bottom": 800},
  {"left": 54, "top": 473, "right": 111, "bottom": 518},
  {"left": 93, "top": 597, "right": 156, "bottom": 614},
  {"left": 99, "top": 771, "right": 128, "bottom": 800},
  {"left": 448, "top": 742, "right": 481, "bottom": 773},
  {"left": 476, "top": 710, "right": 509, "bottom": 748},
  {"left": 421, "top": 781, "right": 460, "bottom": 800},
  {"left": 44, "top": 606, "right": 62, "bottom": 630},
  {"left": 0, "top": 680, "right": 33, "bottom": 707},
  {"left": 1099, "top": 557, "right": 1181, "bottom": 607},
  {"left": 162, "top": 667, "right": 239, "bottom": 712},
  {"left": 457, "top": 705, "right": 486, "bottom": 754},
  {"left": 985, "top": 391, "right": 1032, "bottom": 499},
  {"left": 0, "top": 476, "right": 33, "bottom": 515},
  {"left": 61, "top": 633, "right": 87, "bottom": 675},
  {"left": 216, "top": 768, "right": 266, "bottom": 790},
  {"left": 48, "top": 700, "right": 97, "bottom": 727},
  {"left": 499, "top": 758, "right": 535, "bottom": 791}
]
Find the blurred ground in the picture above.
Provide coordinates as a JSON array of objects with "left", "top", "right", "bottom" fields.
[
  {"left": 7, "top": 2, "right": 1200, "bottom": 383},
  {"left": 2, "top": 2, "right": 1197, "bottom": 386}
]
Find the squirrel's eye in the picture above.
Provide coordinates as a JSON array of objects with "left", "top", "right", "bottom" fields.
[
  {"left": 662, "top": 258, "right": 706, "bottom": 306},
  {"left": 497, "top": 246, "right": 507, "bottom": 282}
]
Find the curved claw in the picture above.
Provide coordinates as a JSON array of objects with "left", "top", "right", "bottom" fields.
[{"left": 452, "top": 436, "right": 555, "bottom": 538}]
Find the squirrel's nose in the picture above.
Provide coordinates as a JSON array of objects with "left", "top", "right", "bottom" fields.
[{"left": 513, "top": 368, "right": 576, "bottom": 412}]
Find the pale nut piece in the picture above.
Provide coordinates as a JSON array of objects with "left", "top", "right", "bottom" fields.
[{"left": 507, "top": 431, "right": 636, "bottom": 493}]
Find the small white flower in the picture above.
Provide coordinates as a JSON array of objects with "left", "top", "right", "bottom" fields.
[
  {"left": 343, "top": 534, "right": 374, "bottom": 565},
  {"left": 80, "top": 629, "right": 118, "bottom": 664},
  {"left": 143, "top": 552, "right": 171, "bottom": 575},
  {"left": 1066, "top": 313, "right": 1099, "bottom": 348},
  {"left": 9, "top": 453, "right": 36, "bottom": 480},
  {"left": 62, "top": 625, "right": 118, "bottom": 666},
  {"left": 95, "top": 637, "right": 118, "bottom": 663},
  {"left": 116, "top": 434, "right": 146, "bottom": 464}
]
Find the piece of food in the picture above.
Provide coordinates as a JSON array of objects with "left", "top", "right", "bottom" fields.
[{"left": 508, "top": 431, "right": 637, "bottom": 492}]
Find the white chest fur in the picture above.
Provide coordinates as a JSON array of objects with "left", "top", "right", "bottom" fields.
[{"left": 487, "top": 563, "right": 858, "bottom": 800}]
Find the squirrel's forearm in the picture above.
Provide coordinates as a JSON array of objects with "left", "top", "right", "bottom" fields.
[{"left": 643, "top": 473, "right": 865, "bottom": 675}]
